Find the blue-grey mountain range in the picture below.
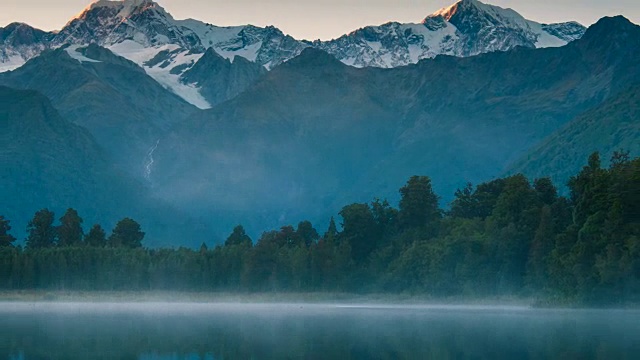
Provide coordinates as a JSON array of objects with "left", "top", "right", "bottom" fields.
[{"left": 0, "top": 0, "right": 638, "bottom": 245}]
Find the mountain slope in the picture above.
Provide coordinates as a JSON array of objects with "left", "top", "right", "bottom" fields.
[
  {"left": 507, "top": 85, "right": 640, "bottom": 186},
  {"left": 179, "top": 48, "right": 267, "bottom": 106},
  {"left": 0, "top": 86, "right": 209, "bottom": 247},
  {"left": 0, "top": 44, "right": 197, "bottom": 178},
  {"left": 149, "top": 16, "right": 640, "bottom": 233}
]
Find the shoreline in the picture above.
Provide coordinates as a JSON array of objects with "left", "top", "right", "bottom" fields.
[
  {"left": 2, "top": 291, "right": 638, "bottom": 310},
  {"left": 0, "top": 290, "right": 534, "bottom": 306}
]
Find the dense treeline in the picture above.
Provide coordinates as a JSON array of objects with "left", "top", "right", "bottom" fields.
[{"left": 0, "top": 152, "right": 638, "bottom": 305}]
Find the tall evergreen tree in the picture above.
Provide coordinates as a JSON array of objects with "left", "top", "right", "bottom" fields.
[
  {"left": 0, "top": 216, "right": 16, "bottom": 247},
  {"left": 85, "top": 224, "right": 107, "bottom": 247},
  {"left": 534, "top": 178, "right": 558, "bottom": 206},
  {"left": 58, "top": 208, "right": 84, "bottom": 247},
  {"left": 527, "top": 205, "right": 555, "bottom": 289},
  {"left": 371, "top": 198, "right": 399, "bottom": 240},
  {"left": 108, "top": 218, "right": 145, "bottom": 248},
  {"left": 398, "top": 176, "right": 440, "bottom": 230},
  {"left": 26, "top": 209, "right": 56, "bottom": 249},
  {"left": 225, "top": 225, "right": 252, "bottom": 247},
  {"left": 449, "top": 183, "right": 477, "bottom": 219},
  {"left": 324, "top": 217, "right": 339, "bottom": 240},
  {"left": 339, "top": 203, "right": 378, "bottom": 263},
  {"left": 296, "top": 221, "right": 319, "bottom": 247}
]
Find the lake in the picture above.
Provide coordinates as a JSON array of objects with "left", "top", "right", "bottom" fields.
[{"left": 1, "top": 302, "right": 639, "bottom": 359}]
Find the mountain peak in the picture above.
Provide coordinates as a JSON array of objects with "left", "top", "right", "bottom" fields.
[
  {"left": 0, "top": 22, "right": 46, "bottom": 36},
  {"left": 59, "top": 0, "right": 192, "bottom": 50},
  {"left": 586, "top": 15, "right": 636, "bottom": 33},
  {"left": 71, "top": 0, "right": 164, "bottom": 24},
  {"left": 577, "top": 16, "right": 639, "bottom": 49},
  {"left": 2, "top": 22, "right": 34, "bottom": 30},
  {"left": 428, "top": 0, "right": 513, "bottom": 22},
  {"left": 88, "top": 0, "right": 155, "bottom": 11},
  {"left": 284, "top": 48, "right": 343, "bottom": 69},
  {"left": 430, "top": 0, "right": 483, "bottom": 21},
  {"left": 0, "top": 22, "right": 51, "bottom": 49},
  {"left": 426, "top": 0, "right": 530, "bottom": 29}
]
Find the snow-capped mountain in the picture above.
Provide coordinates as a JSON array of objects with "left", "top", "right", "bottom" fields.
[
  {"left": 57, "top": 0, "right": 306, "bottom": 68},
  {"left": 0, "top": 0, "right": 306, "bottom": 108},
  {"left": 0, "top": 0, "right": 587, "bottom": 107},
  {"left": 0, "top": 23, "right": 53, "bottom": 72},
  {"left": 54, "top": 0, "right": 306, "bottom": 108},
  {"left": 314, "top": 0, "right": 586, "bottom": 68}
]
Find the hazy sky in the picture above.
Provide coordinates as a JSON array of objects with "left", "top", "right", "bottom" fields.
[{"left": 2, "top": 0, "right": 639, "bottom": 40}]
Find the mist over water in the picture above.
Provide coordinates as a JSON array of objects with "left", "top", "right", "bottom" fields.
[{"left": 1, "top": 303, "right": 639, "bottom": 359}]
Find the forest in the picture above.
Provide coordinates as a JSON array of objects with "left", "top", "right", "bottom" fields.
[{"left": 0, "top": 152, "right": 638, "bottom": 305}]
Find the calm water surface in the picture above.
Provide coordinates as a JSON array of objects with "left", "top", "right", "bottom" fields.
[{"left": 1, "top": 302, "right": 639, "bottom": 359}]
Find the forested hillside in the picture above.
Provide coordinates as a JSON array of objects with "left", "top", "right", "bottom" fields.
[
  {"left": 510, "top": 85, "right": 640, "bottom": 186},
  {"left": 1, "top": 152, "right": 638, "bottom": 305}
]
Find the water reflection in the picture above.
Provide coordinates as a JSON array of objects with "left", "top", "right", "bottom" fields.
[{"left": 1, "top": 303, "right": 639, "bottom": 359}]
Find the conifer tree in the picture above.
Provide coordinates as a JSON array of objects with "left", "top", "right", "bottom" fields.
[
  {"left": 85, "top": 224, "right": 107, "bottom": 247},
  {"left": 0, "top": 216, "right": 16, "bottom": 247},
  {"left": 398, "top": 176, "right": 440, "bottom": 230},
  {"left": 108, "top": 218, "right": 144, "bottom": 248},
  {"left": 225, "top": 225, "right": 252, "bottom": 247},
  {"left": 26, "top": 209, "right": 56, "bottom": 249},
  {"left": 58, "top": 208, "right": 84, "bottom": 247}
]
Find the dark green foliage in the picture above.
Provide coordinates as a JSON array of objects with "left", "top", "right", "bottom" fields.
[
  {"left": 449, "top": 183, "right": 476, "bottom": 219},
  {"left": 1, "top": 153, "right": 638, "bottom": 305},
  {"left": 534, "top": 178, "right": 558, "bottom": 205},
  {"left": 339, "top": 203, "right": 378, "bottom": 263},
  {"left": 0, "top": 216, "right": 16, "bottom": 247},
  {"left": 296, "top": 221, "right": 319, "bottom": 247},
  {"left": 225, "top": 225, "right": 252, "bottom": 247},
  {"left": 324, "top": 217, "right": 338, "bottom": 239},
  {"left": 26, "top": 209, "right": 56, "bottom": 249},
  {"left": 371, "top": 199, "right": 399, "bottom": 240},
  {"left": 449, "top": 179, "right": 508, "bottom": 220},
  {"left": 399, "top": 176, "right": 440, "bottom": 230},
  {"left": 58, "top": 208, "right": 84, "bottom": 247},
  {"left": 85, "top": 224, "right": 107, "bottom": 247},
  {"left": 108, "top": 218, "right": 145, "bottom": 248},
  {"left": 526, "top": 205, "right": 555, "bottom": 290}
]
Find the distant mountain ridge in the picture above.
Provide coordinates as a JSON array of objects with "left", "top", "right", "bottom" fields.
[
  {"left": 314, "top": 0, "right": 585, "bottom": 68},
  {"left": 0, "top": 0, "right": 586, "bottom": 107}
]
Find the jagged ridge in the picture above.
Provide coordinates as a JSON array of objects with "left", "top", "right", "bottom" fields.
[{"left": 0, "top": 0, "right": 590, "bottom": 106}]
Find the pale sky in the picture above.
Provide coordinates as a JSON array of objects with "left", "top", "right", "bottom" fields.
[{"left": 2, "top": 0, "right": 639, "bottom": 40}]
